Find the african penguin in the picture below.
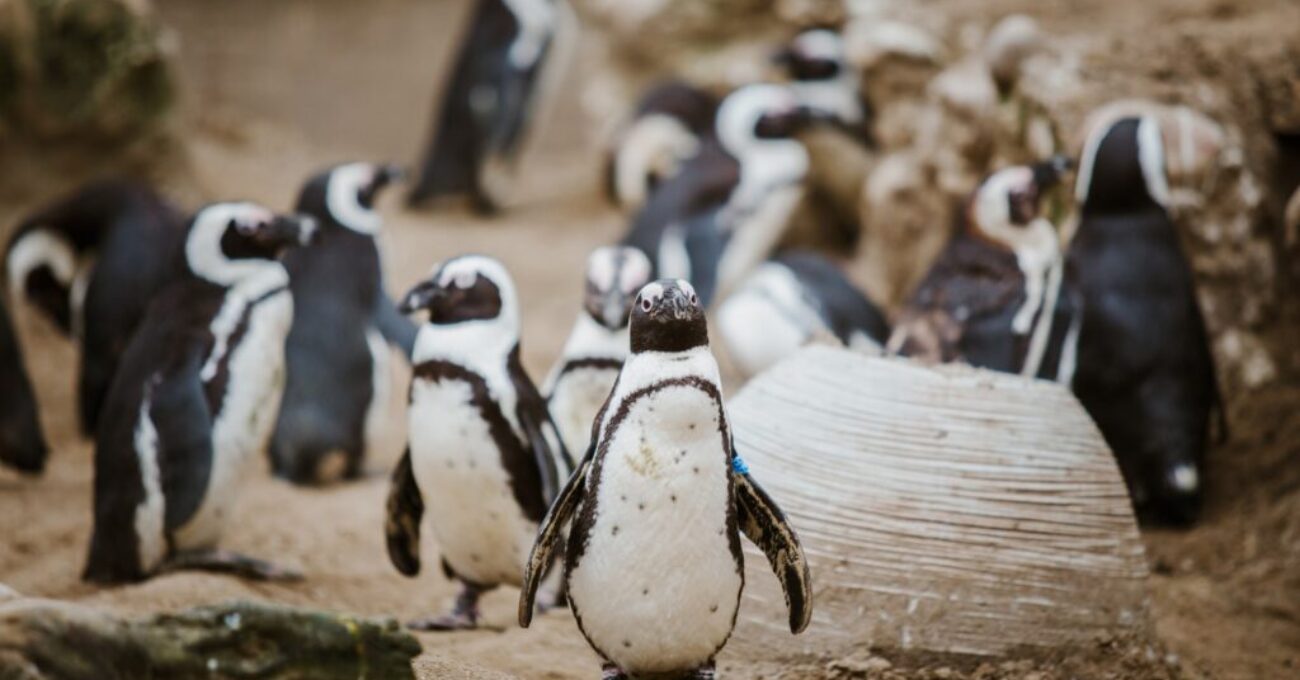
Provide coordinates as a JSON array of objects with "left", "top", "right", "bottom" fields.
[
  {"left": 5, "top": 180, "right": 186, "bottom": 433},
  {"left": 408, "top": 0, "right": 576, "bottom": 213},
  {"left": 1069, "top": 116, "right": 1221, "bottom": 526},
  {"left": 888, "top": 157, "right": 1081, "bottom": 382},
  {"left": 718, "top": 250, "right": 889, "bottom": 379},
  {"left": 519, "top": 278, "right": 812, "bottom": 680},
  {"left": 605, "top": 80, "right": 719, "bottom": 212},
  {"left": 83, "top": 203, "right": 315, "bottom": 583},
  {"left": 0, "top": 299, "right": 46, "bottom": 474},
  {"left": 271, "top": 162, "right": 416, "bottom": 485},
  {"left": 543, "top": 245, "right": 652, "bottom": 458},
  {"left": 384, "top": 255, "right": 571, "bottom": 630},
  {"left": 774, "top": 28, "right": 872, "bottom": 140}
]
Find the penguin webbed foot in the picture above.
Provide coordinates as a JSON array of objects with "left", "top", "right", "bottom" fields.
[
  {"left": 160, "top": 549, "right": 304, "bottom": 582},
  {"left": 407, "top": 582, "right": 491, "bottom": 632},
  {"left": 600, "top": 663, "right": 628, "bottom": 680}
]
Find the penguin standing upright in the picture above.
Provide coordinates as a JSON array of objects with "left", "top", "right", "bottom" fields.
[
  {"left": 0, "top": 299, "right": 46, "bottom": 474},
  {"left": 519, "top": 278, "right": 811, "bottom": 679},
  {"left": 271, "top": 162, "right": 416, "bottom": 484},
  {"left": 1069, "top": 116, "right": 1220, "bottom": 526},
  {"left": 83, "top": 203, "right": 315, "bottom": 583},
  {"left": 5, "top": 181, "right": 186, "bottom": 433},
  {"left": 774, "top": 28, "right": 871, "bottom": 138},
  {"left": 605, "top": 81, "right": 719, "bottom": 212},
  {"left": 408, "top": 0, "right": 576, "bottom": 212},
  {"left": 385, "top": 255, "right": 570, "bottom": 630},
  {"left": 888, "top": 158, "right": 1081, "bottom": 382},
  {"left": 544, "top": 245, "right": 652, "bottom": 457}
]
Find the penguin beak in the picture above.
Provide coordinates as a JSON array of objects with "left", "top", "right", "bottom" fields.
[
  {"left": 398, "top": 279, "right": 441, "bottom": 315},
  {"left": 265, "top": 214, "right": 316, "bottom": 250},
  {"left": 653, "top": 286, "right": 697, "bottom": 321}
]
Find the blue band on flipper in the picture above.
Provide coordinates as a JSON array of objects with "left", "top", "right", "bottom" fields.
[{"left": 732, "top": 456, "right": 750, "bottom": 475}]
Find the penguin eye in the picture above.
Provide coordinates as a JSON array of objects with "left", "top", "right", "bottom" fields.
[
  {"left": 689, "top": 293, "right": 698, "bottom": 305},
  {"left": 640, "top": 298, "right": 652, "bottom": 312}
]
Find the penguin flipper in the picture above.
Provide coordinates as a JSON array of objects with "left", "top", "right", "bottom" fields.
[
  {"left": 519, "top": 453, "right": 589, "bottom": 628},
  {"left": 373, "top": 289, "right": 418, "bottom": 360},
  {"left": 734, "top": 463, "right": 813, "bottom": 634},
  {"left": 508, "top": 346, "right": 572, "bottom": 500},
  {"left": 385, "top": 448, "right": 424, "bottom": 577}
]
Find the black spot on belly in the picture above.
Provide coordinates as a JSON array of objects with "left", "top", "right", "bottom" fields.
[
  {"left": 468, "top": 460, "right": 478, "bottom": 469},
  {"left": 693, "top": 466, "right": 699, "bottom": 474},
  {"left": 689, "top": 423, "right": 696, "bottom": 430},
  {"left": 446, "top": 460, "right": 455, "bottom": 469},
  {"left": 642, "top": 588, "right": 649, "bottom": 596}
]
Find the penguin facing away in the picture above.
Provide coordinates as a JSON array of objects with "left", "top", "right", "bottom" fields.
[
  {"left": 385, "top": 255, "right": 571, "bottom": 630},
  {"left": 83, "top": 203, "right": 315, "bottom": 584},
  {"left": 605, "top": 80, "right": 719, "bottom": 213},
  {"left": 271, "top": 162, "right": 416, "bottom": 485},
  {"left": 519, "top": 278, "right": 812, "bottom": 679},
  {"left": 718, "top": 250, "right": 889, "bottom": 379},
  {"left": 1069, "top": 116, "right": 1220, "bottom": 526},
  {"left": 889, "top": 158, "right": 1082, "bottom": 382},
  {"left": 408, "top": 0, "right": 576, "bottom": 213},
  {"left": 544, "top": 245, "right": 652, "bottom": 459},
  {"left": 0, "top": 299, "right": 46, "bottom": 474}
]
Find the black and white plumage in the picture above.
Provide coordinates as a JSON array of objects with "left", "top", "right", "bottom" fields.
[
  {"left": 5, "top": 180, "right": 186, "bottom": 433},
  {"left": 605, "top": 80, "right": 719, "bottom": 212},
  {"left": 408, "top": 0, "right": 575, "bottom": 212},
  {"left": 270, "top": 162, "right": 415, "bottom": 484},
  {"left": 774, "top": 28, "right": 872, "bottom": 141},
  {"left": 519, "top": 278, "right": 812, "bottom": 679},
  {"left": 384, "top": 255, "right": 571, "bottom": 631},
  {"left": 0, "top": 299, "right": 46, "bottom": 474},
  {"left": 717, "top": 250, "right": 889, "bottom": 379},
  {"left": 888, "top": 158, "right": 1081, "bottom": 382},
  {"left": 1069, "top": 116, "right": 1220, "bottom": 526},
  {"left": 544, "top": 245, "right": 652, "bottom": 458},
  {"left": 83, "top": 203, "right": 316, "bottom": 584}
]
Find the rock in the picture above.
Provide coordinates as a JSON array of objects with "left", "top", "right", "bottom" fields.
[
  {"left": 929, "top": 57, "right": 998, "bottom": 117},
  {"left": 852, "top": 151, "right": 949, "bottom": 309},
  {"left": 844, "top": 19, "right": 945, "bottom": 71},
  {"left": 981, "top": 14, "right": 1046, "bottom": 94},
  {"left": 1217, "top": 329, "right": 1277, "bottom": 390}
]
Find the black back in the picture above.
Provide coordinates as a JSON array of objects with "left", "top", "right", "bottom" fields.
[
  {"left": 774, "top": 250, "right": 889, "bottom": 345},
  {"left": 0, "top": 299, "right": 47, "bottom": 474},
  {"left": 635, "top": 80, "right": 719, "bottom": 135}
]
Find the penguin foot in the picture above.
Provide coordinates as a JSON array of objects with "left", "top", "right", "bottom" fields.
[
  {"left": 600, "top": 663, "right": 628, "bottom": 680},
  {"left": 161, "top": 550, "right": 304, "bottom": 582},
  {"left": 406, "top": 611, "right": 479, "bottom": 631}
]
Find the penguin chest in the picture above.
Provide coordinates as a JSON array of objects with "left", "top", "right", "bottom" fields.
[
  {"left": 569, "top": 385, "right": 741, "bottom": 674},
  {"left": 549, "top": 362, "right": 620, "bottom": 456},
  {"left": 409, "top": 377, "right": 535, "bottom": 587}
]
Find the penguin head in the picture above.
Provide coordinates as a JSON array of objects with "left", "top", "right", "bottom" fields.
[
  {"left": 184, "top": 203, "right": 316, "bottom": 285},
  {"left": 1075, "top": 116, "right": 1170, "bottom": 214},
  {"left": 968, "top": 156, "right": 1072, "bottom": 244},
  {"left": 296, "top": 162, "right": 404, "bottom": 235},
  {"left": 583, "top": 246, "right": 653, "bottom": 330},
  {"left": 399, "top": 255, "right": 518, "bottom": 328},
  {"left": 5, "top": 228, "right": 76, "bottom": 334},
  {"left": 629, "top": 278, "right": 708, "bottom": 354},
  {"left": 717, "top": 84, "right": 822, "bottom": 155},
  {"left": 773, "top": 28, "right": 847, "bottom": 82}
]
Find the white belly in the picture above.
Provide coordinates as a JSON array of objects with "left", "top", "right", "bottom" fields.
[
  {"left": 549, "top": 364, "right": 619, "bottom": 457},
  {"left": 174, "top": 292, "right": 292, "bottom": 550},
  {"left": 568, "top": 384, "right": 741, "bottom": 674},
  {"left": 409, "top": 377, "right": 536, "bottom": 587}
]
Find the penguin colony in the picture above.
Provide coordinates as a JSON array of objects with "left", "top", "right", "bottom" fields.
[{"left": 0, "top": 7, "right": 1234, "bottom": 677}]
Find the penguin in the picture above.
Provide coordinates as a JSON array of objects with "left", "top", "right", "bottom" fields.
[
  {"left": 408, "top": 0, "right": 576, "bottom": 213},
  {"left": 773, "top": 27, "right": 872, "bottom": 139},
  {"left": 717, "top": 250, "right": 889, "bottom": 379},
  {"left": 604, "top": 80, "right": 719, "bottom": 212},
  {"left": 0, "top": 299, "right": 46, "bottom": 475},
  {"left": 518, "top": 278, "right": 812, "bottom": 679},
  {"left": 5, "top": 180, "right": 186, "bottom": 433},
  {"left": 886, "top": 158, "right": 1080, "bottom": 382},
  {"left": 1069, "top": 116, "right": 1221, "bottom": 526},
  {"left": 543, "top": 245, "right": 652, "bottom": 458},
  {"left": 384, "top": 255, "right": 571, "bottom": 630},
  {"left": 270, "top": 162, "right": 417, "bottom": 484},
  {"left": 83, "top": 203, "right": 315, "bottom": 584}
]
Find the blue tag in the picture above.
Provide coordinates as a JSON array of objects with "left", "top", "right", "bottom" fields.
[{"left": 731, "top": 455, "right": 750, "bottom": 475}]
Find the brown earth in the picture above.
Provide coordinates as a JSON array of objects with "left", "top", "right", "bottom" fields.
[{"left": 0, "top": 0, "right": 1297, "bottom": 678}]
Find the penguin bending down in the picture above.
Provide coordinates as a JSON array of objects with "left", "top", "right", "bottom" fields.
[
  {"left": 83, "top": 203, "right": 315, "bottom": 584},
  {"left": 888, "top": 158, "right": 1081, "bottom": 382},
  {"left": 605, "top": 80, "right": 719, "bottom": 213},
  {"left": 5, "top": 180, "right": 186, "bottom": 433},
  {"left": 718, "top": 250, "right": 889, "bottom": 379},
  {"left": 385, "top": 255, "right": 571, "bottom": 630},
  {"left": 271, "top": 162, "right": 416, "bottom": 485},
  {"left": 519, "top": 278, "right": 811, "bottom": 679},
  {"left": 544, "top": 245, "right": 652, "bottom": 458},
  {"left": 408, "top": 0, "right": 576, "bottom": 213},
  {"left": 1069, "top": 116, "right": 1221, "bottom": 526},
  {"left": 0, "top": 299, "right": 46, "bottom": 474}
]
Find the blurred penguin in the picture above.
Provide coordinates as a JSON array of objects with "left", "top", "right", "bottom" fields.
[
  {"left": 604, "top": 80, "right": 719, "bottom": 213},
  {"left": 774, "top": 27, "right": 871, "bottom": 139},
  {"left": 0, "top": 299, "right": 46, "bottom": 475}
]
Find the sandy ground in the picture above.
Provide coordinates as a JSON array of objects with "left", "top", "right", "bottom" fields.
[{"left": 1, "top": 0, "right": 1297, "bottom": 678}]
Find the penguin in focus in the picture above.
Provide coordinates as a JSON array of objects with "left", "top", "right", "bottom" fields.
[
  {"left": 271, "top": 162, "right": 417, "bottom": 484},
  {"left": 543, "top": 245, "right": 652, "bottom": 457},
  {"left": 408, "top": 0, "right": 576, "bottom": 212},
  {"left": 717, "top": 250, "right": 889, "bottom": 379},
  {"left": 1069, "top": 116, "right": 1221, "bottom": 526},
  {"left": 0, "top": 299, "right": 46, "bottom": 475},
  {"left": 384, "top": 255, "right": 571, "bottom": 630},
  {"left": 5, "top": 180, "right": 186, "bottom": 433},
  {"left": 604, "top": 80, "right": 719, "bottom": 213},
  {"left": 83, "top": 203, "right": 315, "bottom": 584},
  {"left": 518, "top": 278, "right": 812, "bottom": 679},
  {"left": 888, "top": 158, "right": 1081, "bottom": 382}
]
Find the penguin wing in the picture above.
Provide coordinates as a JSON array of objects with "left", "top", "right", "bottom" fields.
[
  {"left": 518, "top": 451, "right": 590, "bottom": 628},
  {"left": 150, "top": 343, "right": 216, "bottom": 531},
  {"left": 508, "top": 347, "right": 572, "bottom": 500},
  {"left": 372, "top": 288, "right": 418, "bottom": 360},
  {"left": 622, "top": 140, "right": 741, "bottom": 267},
  {"left": 734, "top": 461, "right": 813, "bottom": 634},
  {"left": 384, "top": 447, "right": 424, "bottom": 577}
]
